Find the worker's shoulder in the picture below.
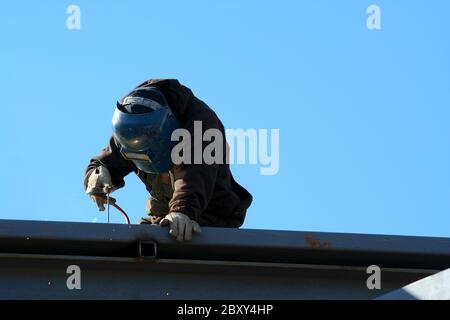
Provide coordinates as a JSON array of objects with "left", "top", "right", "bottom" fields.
[{"left": 184, "top": 99, "right": 221, "bottom": 125}]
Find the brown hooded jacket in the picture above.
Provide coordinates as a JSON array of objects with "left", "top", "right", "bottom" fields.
[{"left": 84, "top": 79, "right": 252, "bottom": 227}]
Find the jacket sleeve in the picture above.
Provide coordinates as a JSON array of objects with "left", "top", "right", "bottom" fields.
[
  {"left": 84, "top": 136, "right": 136, "bottom": 191},
  {"left": 168, "top": 105, "right": 222, "bottom": 221}
]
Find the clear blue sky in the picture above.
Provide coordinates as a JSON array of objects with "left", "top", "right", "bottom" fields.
[{"left": 1, "top": 1, "right": 449, "bottom": 237}]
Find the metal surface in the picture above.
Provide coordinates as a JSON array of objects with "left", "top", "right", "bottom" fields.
[
  {"left": 1, "top": 219, "right": 450, "bottom": 269},
  {"left": 0, "top": 219, "right": 449, "bottom": 299},
  {"left": 0, "top": 255, "right": 431, "bottom": 300},
  {"left": 378, "top": 268, "right": 450, "bottom": 300}
]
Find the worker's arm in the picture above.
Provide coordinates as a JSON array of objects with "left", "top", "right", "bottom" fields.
[
  {"left": 84, "top": 136, "right": 135, "bottom": 210},
  {"left": 159, "top": 105, "right": 222, "bottom": 241},
  {"left": 168, "top": 103, "right": 223, "bottom": 223}
]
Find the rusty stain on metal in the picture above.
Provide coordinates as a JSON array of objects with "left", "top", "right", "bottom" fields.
[{"left": 304, "top": 234, "right": 332, "bottom": 249}]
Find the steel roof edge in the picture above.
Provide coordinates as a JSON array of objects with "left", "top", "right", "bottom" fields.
[{"left": 0, "top": 219, "right": 449, "bottom": 270}]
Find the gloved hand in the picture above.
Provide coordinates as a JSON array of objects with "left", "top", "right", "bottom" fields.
[
  {"left": 89, "top": 194, "right": 117, "bottom": 212},
  {"left": 86, "top": 166, "right": 116, "bottom": 211},
  {"left": 160, "top": 212, "right": 202, "bottom": 242}
]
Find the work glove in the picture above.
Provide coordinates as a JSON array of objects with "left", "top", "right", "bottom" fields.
[
  {"left": 86, "top": 166, "right": 116, "bottom": 211},
  {"left": 160, "top": 212, "right": 202, "bottom": 242}
]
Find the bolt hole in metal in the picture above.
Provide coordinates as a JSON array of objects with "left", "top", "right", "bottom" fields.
[{"left": 138, "top": 242, "right": 157, "bottom": 259}]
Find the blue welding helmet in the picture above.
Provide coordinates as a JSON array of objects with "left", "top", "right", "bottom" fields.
[{"left": 112, "top": 87, "right": 179, "bottom": 174}]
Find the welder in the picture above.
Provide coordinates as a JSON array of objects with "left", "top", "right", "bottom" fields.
[{"left": 85, "top": 79, "right": 252, "bottom": 242}]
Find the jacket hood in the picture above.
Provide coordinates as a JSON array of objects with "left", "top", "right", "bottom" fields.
[{"left": 132, "top": 79, "right": 194, "bottom": 122}]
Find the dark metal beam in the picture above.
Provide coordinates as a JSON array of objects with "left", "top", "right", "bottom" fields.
[
  {"left": 0, "top": 254, "right": 433, "bottom": 300},
  {"left": 0, "top": 219, "right": 449, "bottom": 299},
  {"left": 0, "top": 219, "right": 450, "bottom": 269}
]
